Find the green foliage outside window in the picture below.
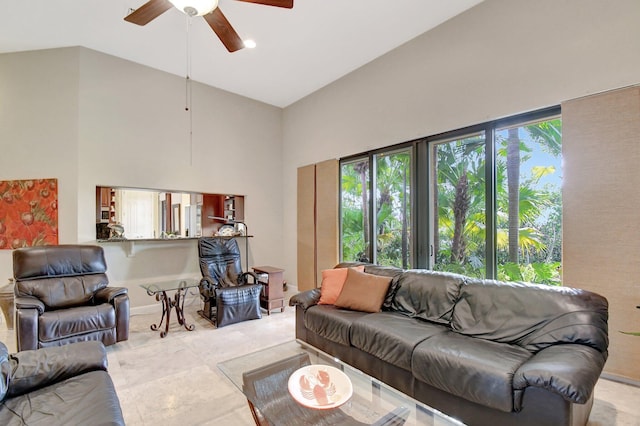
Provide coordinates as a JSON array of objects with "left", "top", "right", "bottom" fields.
[{"left": 341, "top": 117, "right": 562, "bottom": 286}]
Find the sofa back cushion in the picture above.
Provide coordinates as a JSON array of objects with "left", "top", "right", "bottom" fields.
[
  {"left": 390, "top": 270, "right": 465, "bottom": 325},
  {"left": 451, "top": 279, "right": 609, "bottom": 354},
  {"left": 363, "top": 265, "right": 403, "bottom": 309}
]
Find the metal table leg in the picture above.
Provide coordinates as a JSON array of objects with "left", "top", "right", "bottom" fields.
[{"left": 149, "top": 290, "right": 171, "bottom": 338}]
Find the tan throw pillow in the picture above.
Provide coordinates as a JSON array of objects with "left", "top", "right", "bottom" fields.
[
  {"left": 335, "top": 268, "right": 392, "bottom": 313},
  {"left": 318, "top": 266, "right": 365, "bottom": 305}
]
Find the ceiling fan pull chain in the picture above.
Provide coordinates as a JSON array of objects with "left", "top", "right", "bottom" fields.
[
  {"left": 185, "top": 15, "right": 192, "bottom": 112},
  {"left": 185, "top": 15, "right": 194, "bottom": 166}
]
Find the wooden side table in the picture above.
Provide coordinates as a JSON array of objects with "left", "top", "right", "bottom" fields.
[{"left": 252, "top": 266, "right": 285, "bottom": 315}]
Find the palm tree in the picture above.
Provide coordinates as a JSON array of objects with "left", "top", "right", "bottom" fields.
[
  {"left": 495, "top": 118, "right": 562, "bottom": 283},
  {"left": 434, "top": 137, "right": 485, "bottom": 267},
  {"left": 506, "top": 128, "right": 520, "bottom": 263},
  {"left": 353, "top": 160, "right": 370, "bottom": 259}
]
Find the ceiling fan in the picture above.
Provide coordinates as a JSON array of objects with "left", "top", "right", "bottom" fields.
[{"left": 124, "top": 0, "right": 294, "bottom": 53}]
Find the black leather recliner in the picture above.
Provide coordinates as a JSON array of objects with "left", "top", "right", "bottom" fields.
[
  {"left": 13, "top": 245, "right": 129, "bottom": 352},
  {"left": 198, "top": 237, "right": 262, "bottom": 327},
  {"left": 0, "top": 340, "right": 125, "bottom": 425}
]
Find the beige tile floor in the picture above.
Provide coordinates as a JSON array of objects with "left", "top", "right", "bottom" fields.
[{"left": 1, "top": 287, "right": 639, "bottom": 425}]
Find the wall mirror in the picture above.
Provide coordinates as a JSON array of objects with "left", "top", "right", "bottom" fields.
[{"left": 95, "top": 186, "right": 244, "bottom": 241}]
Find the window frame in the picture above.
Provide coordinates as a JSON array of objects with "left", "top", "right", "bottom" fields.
[{"left": 340, "top": 105, "right": 561, "bottom": 280}]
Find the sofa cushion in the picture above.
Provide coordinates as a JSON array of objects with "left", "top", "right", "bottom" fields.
[
  {"left": 412, "top": 331, "right": 532, "bottom": 412},
  {"left": 318, "top": 266, "right": 364, "bottom": 305},
  {"left": 0, "top": 370, "right": 124, "bottom": 425},
  {"left": 390, "top": 270, "right": 464, "bottom": 325},
  {"left": 38, "top": 304, "right": 116, "bottom": 343},
  {"left": 303, "top": 305, "right": 370, "bottom": 346},
  {"left": 450, "top": 279, "right": 609, "bottom": 353},
  {"left": 335, "top": 268, "right": 392, "bottom": 313},
  {"left": 350, "top": 312, "right": 447, "bottom": 371}
]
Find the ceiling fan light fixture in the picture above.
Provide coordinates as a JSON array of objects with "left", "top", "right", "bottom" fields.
[{"left": 169, "top": 0, "right": 219, "bottom": 16}]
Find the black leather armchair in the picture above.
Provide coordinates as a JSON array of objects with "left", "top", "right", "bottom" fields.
[
  {"left": 198, "top": 237, "right": 262, "bottom": 327},
  {"left": 0, "top": 340, "right": 125, "bottom": 425},
  {"left": 13, "top": 245, "right": 129, "bottom": 352}
]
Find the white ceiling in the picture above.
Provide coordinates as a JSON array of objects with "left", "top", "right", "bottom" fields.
[{"left": 0, "top": 0, "right": 483, "bottom": 107}]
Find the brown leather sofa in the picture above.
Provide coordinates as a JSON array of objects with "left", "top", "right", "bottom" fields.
[
  {"left": 290, "top": 264, "right": 609, "bottom": 426},
  {"left": 0, "top": 340, "right": 125, "bottom": 425},
  {"left": 13, "top": 245, "right": 129, "bottom": 351}
]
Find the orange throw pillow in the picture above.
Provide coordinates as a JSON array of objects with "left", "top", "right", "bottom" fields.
[
  {"left": 318, "top": 266, "right": 365, "bottom": 305},
  {"left": 335, "top": 268, "right": 392, "bottom": 313}
]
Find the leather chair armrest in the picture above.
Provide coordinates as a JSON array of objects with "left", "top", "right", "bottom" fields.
[
  {"left": 113, "top": 293, "right": 130, "bottom": 342},
  {"left": 289, "top": 289, "right": 321, "bottom": 310},
  {"left": 94, "top": 288, "right": 130, "bottom": 342},
  {"left": 513, "top": 344, "right": 606, "bottom": 410},
  {"left": 240, "top": 271, "right": 259, "bottom": 284},
  {"left": 15, "top": 303, "right": 40, "bottom": 352},
  {"left": 14, "top": 296, "right": 45, "bottom": 314},
  {"left": 94, "top": 286, "right": 128, "bottom": 303},
  {"left": 199, "top": 277, "right": 217, "bottom": 299},
  {"left": 6, "top": 341, "right": 108, "bottom": 399}
]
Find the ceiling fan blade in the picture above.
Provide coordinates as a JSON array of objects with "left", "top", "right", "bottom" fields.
[
  {"left": 234, "top": 0, "right": 293, "bottom": 9},
  {"left": 204, "top": 9, "right": 245, "bottom": 53},
  {"left": 124, "top": 0, "right": 173, "bottom": 26}
]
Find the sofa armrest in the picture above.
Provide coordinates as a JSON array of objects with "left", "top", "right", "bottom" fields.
[
  {"left": 289, "top": 289, "right": 321, "bottom": 310},
  {"left": 94, "top": 286, "right": 128, "bottom": 303},
  {"left": 6, "top": 341, "right": 108, "bottom": 399},
  {"left": 14, "top": 295, "right": 45, "bottom": 314},
  {"left": 513, "top": 344, "right": 605, "bottom": 409}
]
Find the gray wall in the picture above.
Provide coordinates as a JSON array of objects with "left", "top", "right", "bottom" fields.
[
  {"left": 1, "top": 47, "right": 284, "bottom": 307},
  {"left": 281, "top": 0, "right": 640, "bottom": 381}
]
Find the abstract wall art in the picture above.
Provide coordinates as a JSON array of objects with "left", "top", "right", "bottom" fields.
[{"left": 0, "top": 178, "right": 58, "bottom": 249}]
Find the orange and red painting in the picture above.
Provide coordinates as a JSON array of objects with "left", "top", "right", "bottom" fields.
[{"left": 0, "top": 179, "right": 58, "bottom": 249}]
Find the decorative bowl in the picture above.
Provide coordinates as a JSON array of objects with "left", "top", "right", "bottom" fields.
[{"left": 288, "top": 365, "right": 352, "bottom": 409}]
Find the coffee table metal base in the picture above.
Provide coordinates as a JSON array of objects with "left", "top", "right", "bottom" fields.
[
  {"left": 140, "top": 279, "right": 199, "bottom": 338},
  {"left": 148, "top": 287, "right": 195, "bottom": 338}
]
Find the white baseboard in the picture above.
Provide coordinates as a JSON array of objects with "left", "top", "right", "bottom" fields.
[{"left": 601, "top": 372, "right": 640, "bottom": 388}]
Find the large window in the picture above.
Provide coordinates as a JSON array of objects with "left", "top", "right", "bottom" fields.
[{"left": 340, "top": 108, "right": 562, "bottom": 284}]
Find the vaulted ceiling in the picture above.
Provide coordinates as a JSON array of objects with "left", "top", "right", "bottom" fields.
[{"left": 0, "top": 0, "right": 483, "bottom": 107}]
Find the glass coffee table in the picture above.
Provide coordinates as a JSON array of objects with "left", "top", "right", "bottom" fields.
[
  {"left": 218, "top": 340, "right": 464, "bottom": 426},
  {"left": 140, "top": 278, "right": 200, "bottom": 338}
]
